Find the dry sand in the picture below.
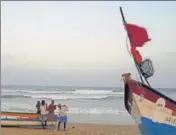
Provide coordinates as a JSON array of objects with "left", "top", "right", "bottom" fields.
[{"left": 1, "top": 123, "right": 140, "bottom": 135}]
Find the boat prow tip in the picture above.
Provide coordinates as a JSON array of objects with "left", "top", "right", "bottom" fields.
[{"left": 121, "top": 73, "right": 131, "bottom": 83}]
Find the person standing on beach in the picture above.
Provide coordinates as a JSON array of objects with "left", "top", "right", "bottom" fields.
[
  {"left": 48, "top": 100, "right": 56, "bottom": 114},
  {"left": 57, "top": 104, "right": 62, "bottom": 110},
  {"left": 58, "top": 104, "right": 68, "bottom": 131},
  {"left": 48, "top": 100, "right": 56, "bottom": 125},
  {"left": 55, "top": 103, "right": 62, "bottom": 130},
  {"left": 36, "top": 101, "right": 41, "bottom": 114},
  {"left": 40, "top": 100, "right": 48, "bottom": 129},
  {"left": 57, "top": 103, "right": 62, "bottom": 117}
]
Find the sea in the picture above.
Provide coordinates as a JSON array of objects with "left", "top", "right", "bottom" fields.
[{"left": 1, "top": 85, "right": 176, "bottom": 125}]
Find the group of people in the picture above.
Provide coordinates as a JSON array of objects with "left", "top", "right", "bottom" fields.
[{"left": 36, "top": 99, "right": 68, "bottom": 130}]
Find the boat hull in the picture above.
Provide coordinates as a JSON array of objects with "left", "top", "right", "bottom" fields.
[
  {"left": 124, "top": 77, "right": 176, "bottom": 135},
  {"left": 139, "top": 117, "right": 176, "bottom": 135},
  {"left": 1, "top": 111, "right": 57, "bottom": 127}
]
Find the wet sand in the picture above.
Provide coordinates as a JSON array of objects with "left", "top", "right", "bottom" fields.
[{"left": 2, "top": 123, "right": 140, "bottom": 135}]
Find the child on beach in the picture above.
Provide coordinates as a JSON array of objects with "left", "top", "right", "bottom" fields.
[
  {"left": 40, "top": 100, "right": 48, "bottom": 129},
  {"left": 57, "top": 103, "right": 62, "bottom": 110},
  {"left": 57, "top": 104, "right": 68, "bottom": 131},
  {"left": 36, "top": 101, "right": 41, "bottom": 114}
]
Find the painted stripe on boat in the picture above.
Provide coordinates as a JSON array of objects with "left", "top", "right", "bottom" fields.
[
  {"left": 132, "top": 93, "right": 176, "bottom": 127},
  {"left": 1, "top": 121, "right": 56, "bottom": 126},
  {"left": 128, "top": 79, "right": 176, "bottom": 111},
  {"left": 139, "top": 116, "right": 176, "bottom": 135},
  {"left": 1, "top": 118, "right": 56, "bottom": 122}
]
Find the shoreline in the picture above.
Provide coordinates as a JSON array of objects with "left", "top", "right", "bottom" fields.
[{"left": 2, "top": 123, "right": 140, "bottom": 135}]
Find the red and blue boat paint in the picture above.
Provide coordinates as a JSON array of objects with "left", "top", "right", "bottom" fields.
[
  {"left": 120, "top": 7, "right": 176, "bottom": 135},
  {"left": 122, "top": 77, "right": 176, "bottom": 135}
]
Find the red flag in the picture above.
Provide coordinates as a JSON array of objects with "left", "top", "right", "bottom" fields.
[
  {"left": 131, "top": 48, "right": 142, "bottom": 64},
  {"left": 125, "top": 23, "right": 151, "bottom": 48}
]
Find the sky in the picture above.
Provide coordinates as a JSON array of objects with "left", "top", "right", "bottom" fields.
[{"left": 1, "top": 1, "right": 176, "bottom": 87}]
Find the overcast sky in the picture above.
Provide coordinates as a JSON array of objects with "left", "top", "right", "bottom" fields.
[{"left": 1, "top": 1, "right": 176, "bottom": 87}]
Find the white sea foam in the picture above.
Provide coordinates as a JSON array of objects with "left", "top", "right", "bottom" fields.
[
  {"left": 1, "top": 103, "right": 128, "bottom": 116},
  {"left": 18, "top": 89, "right": 118, "bottom": 95},
  {"left": 53, "top": 107, "right": 128, "bottom": 115},
  {"left": 26, "top": 94, "right": 109, "bottom": 100}
]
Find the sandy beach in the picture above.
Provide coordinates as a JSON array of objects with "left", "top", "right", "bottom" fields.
[{"left": 2, "top": 123, "right": 140, "bottom": 135}]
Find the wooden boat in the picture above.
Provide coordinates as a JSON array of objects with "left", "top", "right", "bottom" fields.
[
  {"left": 1, "top": 111, "right": 57, "bottom": 127},
  {"left": 120, "top": 7, "right": 176, "bottom": 135}
]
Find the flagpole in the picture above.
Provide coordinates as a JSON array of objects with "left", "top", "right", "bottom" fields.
[{"left": 119, "top": 7, "right": 145, "bottom": 84}]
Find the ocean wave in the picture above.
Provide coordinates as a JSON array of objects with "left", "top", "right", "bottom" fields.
[
  {"left": 1, "top": 106, "right": 128, "bottom": 115},
  {"left": 27, "top": 94, "right": 110, "bottom": 100},
  {"left": 70, "top": 90, "right": 113, "bottom": 95},
  {"left": 2, "top": 88, "right": 124, "bottom": 101},
  {"left": 17, "top": 89, "right": 115, "bottom": 95},
  {"left": 1, "top": 88, "right": 124, "bottom": 101},
  {"left": 1, "top": 95, "right": 31, "bottom": 99},
  {"left": 19, "top": 90, "right": 69, "bottom": 94},
  {"left": 1, "top": 93, "right": 123, "bottom": 100},
  {"left": 59, "top": 107, "right": 127, "bottom": 115}
]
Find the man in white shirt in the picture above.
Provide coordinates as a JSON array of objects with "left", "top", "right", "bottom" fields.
[{"left": 40, "top": 100, "right": 48, "bottom": 129}]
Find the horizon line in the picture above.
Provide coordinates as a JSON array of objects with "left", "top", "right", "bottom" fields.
[{"left": 1, "top": 84, "right": 175, "bottom": 89}]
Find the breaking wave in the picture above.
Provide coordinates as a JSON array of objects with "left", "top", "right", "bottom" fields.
[{"left": 2, "top": 89, "right": 123, "bottom": 100}]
